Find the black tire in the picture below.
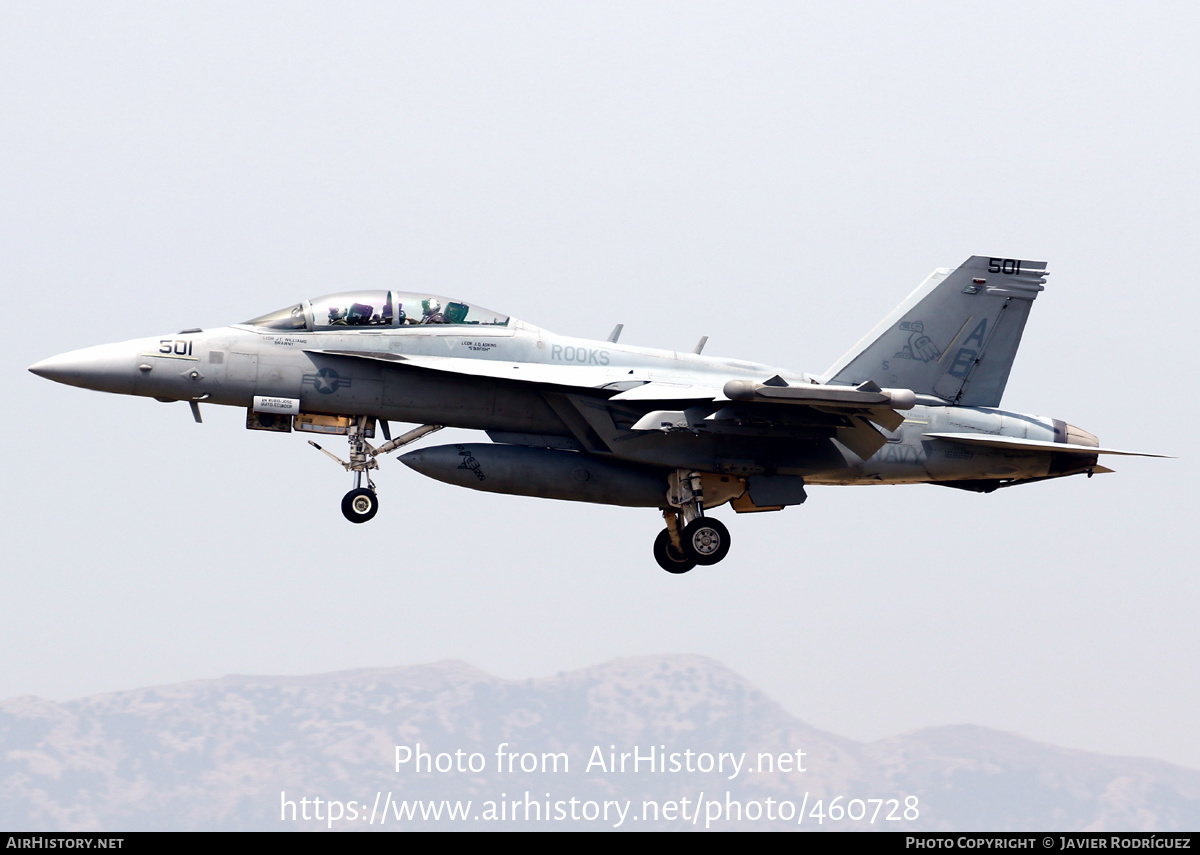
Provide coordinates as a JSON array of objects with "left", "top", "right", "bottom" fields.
[
  {"left": 653, "top": 528, "right": 696, "bottom": 574},
  {"left": 681, "top": 517, "right": 731, "bottom": 565},
  {"left": 341, "top": 488, "right": 379, "bottom": 523}
]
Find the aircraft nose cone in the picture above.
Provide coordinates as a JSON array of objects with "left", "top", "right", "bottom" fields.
[
  {"left": 28, "top": 343, "right": 137, "bottom": 394},
  {"left": 29, "top": 353, "right": 81, "bottom": 382}
]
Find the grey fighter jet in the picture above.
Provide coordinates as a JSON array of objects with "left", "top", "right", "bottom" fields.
[{"left": 29, "top": 256, "right": 1164, "bottom": 573}]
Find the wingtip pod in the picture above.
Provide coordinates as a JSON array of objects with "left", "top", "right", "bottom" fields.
[
  {"left": 723, "top": 379, "right": 915, "bottom": 410},
  {"left": 886, "top": 387, "right": 916, "bottom": 410},
  {"left": 722, "top": 379, "right": 757, "bottom": 400}
]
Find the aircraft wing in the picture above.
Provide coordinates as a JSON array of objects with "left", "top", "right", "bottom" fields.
[
  {"left": 309, "top": 349, "right": 913, "bottom": 460},
  {"left": 310, "top": 349, "right": 735, "bottom": 397},
  {"left": 607, "top": 381, "right": 724, "bottom": 400},
  {"left": 308, "top": 349, "right": 644, "bottom": 389},
  {"left": 612, "top": 379, "right": 917, "bottom": 460}
]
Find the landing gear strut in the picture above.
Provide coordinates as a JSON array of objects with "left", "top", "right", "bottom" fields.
[
  {"left": 655, "top": 469, "right": 733, "bottom": 573},
  {"left": 308, "top": 418, "right": 443, "bottom": 523}
]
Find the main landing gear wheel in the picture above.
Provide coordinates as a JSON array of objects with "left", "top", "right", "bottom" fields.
[
  {"left": 682, "top": 517, "right": 731, "bottom": 566},
  {"left": 654, "top": 529, "right": 697, "bottom": 574},
  {"left": 341, "top": 488, "right": 379, "bottom": 523}
]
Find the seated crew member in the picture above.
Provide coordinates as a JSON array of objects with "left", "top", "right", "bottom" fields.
[{"left": 420, "top": 298, "right": 445, "bottom": 324}]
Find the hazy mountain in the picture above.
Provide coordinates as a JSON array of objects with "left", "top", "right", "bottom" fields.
[{"left": 1, "top": 655, "right": 1196, "bottom": 831}]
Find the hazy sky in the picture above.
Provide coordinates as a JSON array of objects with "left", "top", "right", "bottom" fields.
[{"left": 3, "top": 0, "right": 1197, "bottom": 784}]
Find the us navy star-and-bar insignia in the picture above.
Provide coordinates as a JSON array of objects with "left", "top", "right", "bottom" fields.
[{"left": 302, "top": 367, "right": 352, "bottom": 394}]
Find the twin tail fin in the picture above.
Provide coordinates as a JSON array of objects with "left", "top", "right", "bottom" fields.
[{"left": 824, "top": 256, "right": 1047, "bottom": 407}]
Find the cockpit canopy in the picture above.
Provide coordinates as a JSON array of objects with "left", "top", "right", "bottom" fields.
[{"left": 244, "top": 291, "right": 511, "bottom": 331}]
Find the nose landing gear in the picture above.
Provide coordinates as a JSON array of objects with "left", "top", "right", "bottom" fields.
[{"left": 307, "top": 418, "right": 443, "bottom": 523}]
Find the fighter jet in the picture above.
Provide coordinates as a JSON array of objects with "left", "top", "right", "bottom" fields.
[{"left": 29, "top": 255, "right": 1164, "bottom": 573}]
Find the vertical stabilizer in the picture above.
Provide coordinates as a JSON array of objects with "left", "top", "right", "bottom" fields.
[{"left": 823, "top": 256, "right": 1047, "bottom": 406}]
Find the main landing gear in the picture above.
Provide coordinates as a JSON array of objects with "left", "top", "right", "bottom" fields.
[
  {"left": 654, "top": 470, "right": 732, "bottom": 574},
  {"left": 308, "top": 417, "right": 443, "bottom": 523}
]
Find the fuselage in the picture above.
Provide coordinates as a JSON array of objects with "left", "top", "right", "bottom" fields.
[{"left": 28, "top": 309, "right": 1096, "bottom": 489}]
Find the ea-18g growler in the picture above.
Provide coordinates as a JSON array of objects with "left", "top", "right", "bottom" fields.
[{"left": 30, "top": 255, "right": 1163, "bottom": 573}]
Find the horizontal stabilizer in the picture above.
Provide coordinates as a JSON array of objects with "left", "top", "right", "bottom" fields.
[{"left": 925, "top": 433, "right": 1170, "bottom": 457}]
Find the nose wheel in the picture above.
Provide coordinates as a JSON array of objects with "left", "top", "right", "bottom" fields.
[{"left": 342, "top": 487, "right": 379, "bottom": 523}]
